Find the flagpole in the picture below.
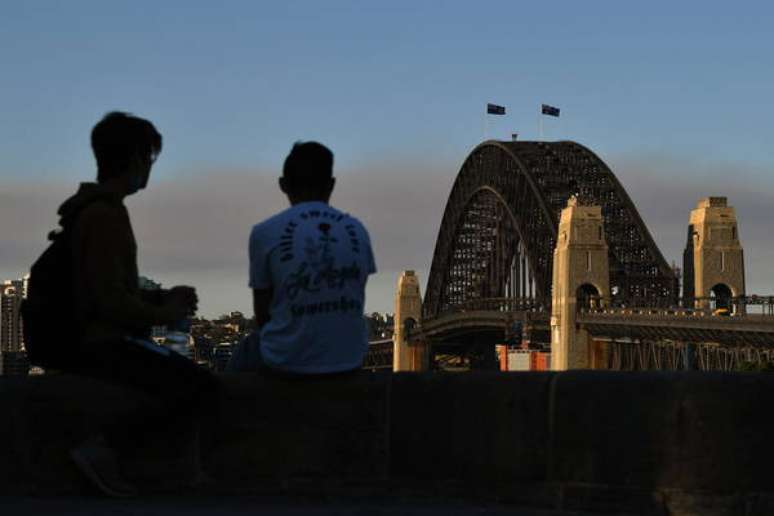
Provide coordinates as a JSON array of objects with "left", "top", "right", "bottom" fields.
[
  {"left": 484, "top": 112, "right": 488, "bottom": 141},
  {"left": 539, "top": 114, "right": 543, "bottom": 140},
  {"left": 485, "top": 103, "right": 505, "bottom": 140}
]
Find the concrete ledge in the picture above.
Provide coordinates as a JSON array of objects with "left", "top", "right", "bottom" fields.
[
  {"left": 210, "top": 372, "right": 389, "bottom": 485},
  {"left": 390, "top": 372, "right": 553, "bottom": 484},
  {"left": 2, "top": 371, "right": 774, "bottom": 515}
]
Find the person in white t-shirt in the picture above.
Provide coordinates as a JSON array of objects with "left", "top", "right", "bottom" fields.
[{"left": 228, "top": 141, "right": 376, "bottom": 374}]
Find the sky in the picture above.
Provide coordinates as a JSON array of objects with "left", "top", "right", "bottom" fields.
[{"left": 1, "top": 1, "right": 773, "bottom": 317}]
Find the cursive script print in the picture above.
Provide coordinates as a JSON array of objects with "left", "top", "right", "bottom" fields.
[{"left": 285, "top": 260, "right": 362, "bottom": 301}]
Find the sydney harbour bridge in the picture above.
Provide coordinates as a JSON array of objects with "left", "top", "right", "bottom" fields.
[{"left": 364, "top": 140, "right": 774, "bottom": 372}]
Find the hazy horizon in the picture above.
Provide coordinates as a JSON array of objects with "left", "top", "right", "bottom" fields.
[{"left": 3, "top": 149, "right": 773, "bottom": 318}]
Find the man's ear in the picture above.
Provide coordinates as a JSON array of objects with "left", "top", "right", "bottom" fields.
[
  {"left": 279, "top": 176, "right": 288, "bottom": 194},
  {"left": 326, "top": 177, "right": 336, "bottom": 196}
]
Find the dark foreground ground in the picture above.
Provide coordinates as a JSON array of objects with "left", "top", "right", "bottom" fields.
[
  {"left": 7, "top": 372, "right": 774, "bottom": 515},
  {"left": 0, "top": 496, "right": 602, "bottom": 516}
]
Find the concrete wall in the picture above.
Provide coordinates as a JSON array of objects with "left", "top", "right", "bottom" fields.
[{"left": 2, "top": 372, "right": 774, "bottom": 515}]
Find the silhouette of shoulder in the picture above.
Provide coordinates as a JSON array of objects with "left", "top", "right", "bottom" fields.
[{"left": 76, "top": 200, "right": 126, "bottom": 230}]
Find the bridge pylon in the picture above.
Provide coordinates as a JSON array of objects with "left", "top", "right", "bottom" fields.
[
  {"left": 550, "top": 197, "right": 610, "bottom": 370},
  {"left": 393, "top": 270, "right": 427, "bottom": 371},
  {"left": 683, "top": 197, "right": 745, "bottom": 312}
]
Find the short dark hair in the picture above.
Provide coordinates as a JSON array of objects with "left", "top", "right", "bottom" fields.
[
  {"left": 91, "top": 111, "right": 162, "bottom": 182},
  {"left": 282, "top": 141, "right": 334, "bottom": 191}
]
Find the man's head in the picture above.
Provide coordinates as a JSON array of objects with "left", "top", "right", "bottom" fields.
[
  {"left": 279, "top": 142, "right": 335, "bottom": 205},
  {"left": 91, "top": 111, "right": 162, "bottom": 194}
]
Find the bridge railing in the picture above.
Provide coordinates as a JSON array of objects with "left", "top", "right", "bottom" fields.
[
  {"left": 436, "top": 295, "right": 774, "bottom": 319},
  {"left": 444, "top": 297, "right": 551, "bottom": 314},
  {"left": 581, "top": 296, "right": 774, "bottom": 317}
]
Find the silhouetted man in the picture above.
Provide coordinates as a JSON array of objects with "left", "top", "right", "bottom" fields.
[
  {"left": 42, "top": 112, "right": 218, "bottom": 496},
  {"left": 228, "top": 142, "right": 376, "bottom": 374}
]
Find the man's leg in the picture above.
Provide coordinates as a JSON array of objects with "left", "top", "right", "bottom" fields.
[
  {"left": 86, "top": 339, "right": 218, "bottom": 445},
  {"left": 66, "top": 338, "right": 220, "bottom": 494},
  {"left": 225, "top": 331, "right": 266, "bottom": 372}
]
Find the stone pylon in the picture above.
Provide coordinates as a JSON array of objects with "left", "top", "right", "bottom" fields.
[
  {"left": 683, "top": 197, "right": 745, "bottom": 310},
  {"left": 550, "top": 197, "right": 610, "bottom": 371},
  {"left": 393, "top": 270, "right": 426, "bottom": 371}
]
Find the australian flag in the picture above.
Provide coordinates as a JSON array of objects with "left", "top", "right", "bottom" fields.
[
  {"left": 487, "top": 103, "right": 506, "bottom": 115},
  {"left": 541, "top": 104, "right": 560, "bottom": 117}
]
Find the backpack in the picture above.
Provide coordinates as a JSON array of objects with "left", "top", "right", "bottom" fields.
[{"left": 21, "top": 199, "right": 102, "bottom": 368}]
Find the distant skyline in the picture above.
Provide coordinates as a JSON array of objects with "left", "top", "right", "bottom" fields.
[{"left": 1, "top": 1, "right": 773, "bottom": 317}]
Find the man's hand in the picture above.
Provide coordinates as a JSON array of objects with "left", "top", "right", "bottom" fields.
[{"left": 164, "top": 286, "right": 198, "bottom": 321}]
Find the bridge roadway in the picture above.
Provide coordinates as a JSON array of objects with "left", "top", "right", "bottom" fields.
[
  {"left": 579, "top": 307, "right": 774, "bottom": 347},
  {"left": 414, "top": 297, "right": 774, "bottom": 347},
  {"left": 366, "top": 297, "right": 774, "bottom": 371},
  {"left": 419, "top": 310, "right": 548, "bottom": 341},
  {"left": 417, "top": 298, "right": 549, "bottom": 343}
]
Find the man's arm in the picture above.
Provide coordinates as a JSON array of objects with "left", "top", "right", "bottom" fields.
[
  {"left": 252, "top": 288, "right": 272, "bottom": 329},
  {"left": 78, "top": 203, "right": 183, "bottom": 328},
  {"left": 79, "top": 205, "right": 168, "bottom": 328},
  {"left": 248, "top": 224, "right": 274, "bottom": 330}
]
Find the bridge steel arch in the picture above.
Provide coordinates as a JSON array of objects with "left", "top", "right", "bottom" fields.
[{"left": 424, "top": 140, "right": 676, "bottom": 320}]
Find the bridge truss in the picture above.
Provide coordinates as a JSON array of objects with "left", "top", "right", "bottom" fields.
[
  {"left": 608, "top": 341, "right": 774, "bottom": 371},
  {"left": 424, "top": 141, "right": 677, "bottom": 321},
  {"left": 363, "top": 339, "right": 393, "bottom": 371}
]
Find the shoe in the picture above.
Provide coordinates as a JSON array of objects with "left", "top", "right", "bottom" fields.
[{"left": 70, "top": 435, "right": 138, "bottom": 498}]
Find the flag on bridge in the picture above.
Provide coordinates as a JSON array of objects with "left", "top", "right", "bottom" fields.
[
  {"left": 487, "top": 103, "right": 506, "bottom": 115},
  {"left": 541, "top": 104, "right": 560, "bottom": 117}
]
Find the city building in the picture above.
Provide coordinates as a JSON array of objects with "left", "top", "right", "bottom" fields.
[
  {"left": 1, "top": 275, "right": 30, "bottom": 375},
  {"left": 212, "top": 343, "right": 233, "bottom": 372},
  {"left": 138, "top": 276, "right": 168, "bottom": 341},
  {"left": 1, "top": 277, "right": 27, "bottom": 353}
]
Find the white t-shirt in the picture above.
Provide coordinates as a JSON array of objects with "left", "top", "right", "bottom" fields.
[{"left": 249, "top": 201, "right": 376, "bottom": 373}]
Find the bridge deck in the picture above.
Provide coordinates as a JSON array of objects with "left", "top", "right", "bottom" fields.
[
  {"left": 419, "top": 301, "right": 774, "bottom": 348},
  {"left": 579, "top": 311, "right": 774, "bottom": 346},
  {"left": 419, "top": 310, "right": 549, "bottom": 342}
]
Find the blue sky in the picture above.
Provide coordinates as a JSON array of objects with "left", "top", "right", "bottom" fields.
[{"left": 1, "top": 1, "right": 773, "bottom": 316}]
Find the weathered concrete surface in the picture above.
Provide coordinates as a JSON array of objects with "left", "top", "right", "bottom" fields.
[
  {"left": 0, "top": 495, "right": 600, "bottom": 516},
  {"left": 209, "top": 371, "right": 390, "bottom": 486},
  {"left": 391, "top": 372, "right": 553, "bottom": 483},
  {"left": 2, "top": 371, "right": 774, "bottom": 515},
  {"left": 550, "top": 372, "right": 774, "bottom": 492}
]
